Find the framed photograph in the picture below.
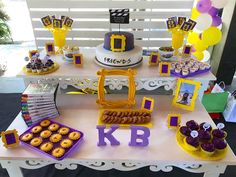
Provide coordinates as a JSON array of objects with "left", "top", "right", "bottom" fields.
[
  {"left": 173, "top": 78, "right": 201, "bottom": 111},
  {"left": 182, "top": 45, "right": 192, "bottom": 57},
  {"left": 187, "top": 19, "right": 197, "bottom": 30},
  {"left": 41, "top": 15, "right": 52, "bottom": 27},
  {"left": 167, "top": 114, "right": 181, "bottom": 129},
  {"left": 110, "top": 34, "right": 126, "bottom": 52},
  {"left": 53, "top": 19, "right": 62, "bottom": 28},
  {"left": 63, "top": 17, "right": 73, "bottom": 28},
  {"left": 180, "top": 21, "right": 192, "bottom": 32},
  {"left": 73, "top": 54, "right": 83, "bottom": 67},
  {"left": 1, "top": 130, "right": 19, "bottom": 148},
  {"left": 149, "top": 52, "right": 160, "bottom": 66},
  {"left": 29, "top": 50, "right": 39, "bottom": 59},
  {"left": 177, "top": 17, "right": 186, "bottom": 26},
  {"left": 97, "top": 69, "right": 136, "bottom": 108},
  {"left": 166, "top": 19, "right": 177, "bottom": 29},
  {"left": 45, "top": 43, "right": 55, "bottom": 55},
  {"left": 141, "top": 97, "right": 154, "bottom": 113},
  {"left": 159, "top": 62, "right": 171, "bottom": 76}
]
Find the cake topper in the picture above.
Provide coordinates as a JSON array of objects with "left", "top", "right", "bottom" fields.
[
  {"left": 203, "top": 123, "right": 211, "bottom": 131},
  {"left": 109, "top": 9, "right": 130, "bottom": 32},
  {"left": 217, "top": 123, "right": 225, "bottom": 130},
  {"left": 190, "top": 130, "right": 199, "bottom": 138}
]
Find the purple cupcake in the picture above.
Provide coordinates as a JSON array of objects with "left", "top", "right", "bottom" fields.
[
  {"left": 186, "top": 136, "right": 199, "bottom": 148},
  {"left": 198, "top": 129, "right": 211, "bottom": 142},
  {"left": 212, "top": 138, "right": 227, "bottom": 150},
  {"left": 186, "top": 120, "right": 199, "bottom": 131},
  {"left": 199, "top": 122, "right": 212, "bottom": 132},
  {"left": 201, "top": 143, "right": 215, "bottom": 156},
  {"left": 212, "top": 129, "right": 227, "bottom": 139},
  {"left": 179, "top": 126, "right": 191, "bottom": 137}
]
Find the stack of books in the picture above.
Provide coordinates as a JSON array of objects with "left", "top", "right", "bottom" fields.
[{"left": 21, "top": 83, "right": 59, "bottom": 126}]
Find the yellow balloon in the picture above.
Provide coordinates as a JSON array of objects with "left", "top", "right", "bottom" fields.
[
  {"left": 193, "top": 51, "right": 204, "bottom": 60},
  {"left": 194, "top": 40, "right": 208, "bottom": 51},
  {"left": 191, "top": 8, "right": 200, "bottom": 20},
  {"left": 187, "top": 32, "right": 199, "bottom": 44},
  {"left": 202, "top": 27, "right": 222, "bottom": 46}
]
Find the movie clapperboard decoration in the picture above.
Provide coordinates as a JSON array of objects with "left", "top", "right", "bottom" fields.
[{"left": 109, "top": 9, "right": 130, "bottom": 24}]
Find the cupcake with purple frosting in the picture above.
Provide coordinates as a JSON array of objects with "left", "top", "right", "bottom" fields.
[
  {"left": 179, "top": 126, "right": 191, "bottom": 138},
  {"left": 212, "top": 129, "right": 227, "bottom": 139},
  {"left": 212, "top": 138, "right": 227, "bottom": 152},
  {"left": 186, "top": 120, "right": 199, "bottom": 131},
  {"left": 201, "top": 143, "right": 215, "bottom": 156},
  {"left": 198, "top": 129, "right": 211, "bottom": 143},
  {"left": 184, "top": 136, "right": 200, "bottom": 151}
]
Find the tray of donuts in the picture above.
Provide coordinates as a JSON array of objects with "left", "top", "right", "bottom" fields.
[{"left": 19, "top": 119, "right": 84, "bottom": 160}]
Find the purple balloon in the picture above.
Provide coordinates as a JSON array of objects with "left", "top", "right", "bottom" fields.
[
  {"left": 208, "top": 7, "right": 219, "bottom": 16},
  {"left": 196, "top": 0, "right": 212, "bottom": 13},
  {"left": 212, "top": 16, "right": 222, "bottom": 26}
]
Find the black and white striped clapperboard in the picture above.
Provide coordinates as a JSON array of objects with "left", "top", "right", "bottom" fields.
[{"left": 109, "top": 9, "right": 130, "bottom": 24}]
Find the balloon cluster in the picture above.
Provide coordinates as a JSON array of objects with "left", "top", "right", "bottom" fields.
[
  {"left": 188, "top": 0, "right": 228, "bottom": 60},
  {"left": 41, "top": 15, "right": 74, "bottom": 54}
]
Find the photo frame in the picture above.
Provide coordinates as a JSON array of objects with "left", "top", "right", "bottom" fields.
[
  {"left": 63, "top": 17, "right": 73, "bottom": 28},
  {"left": 149, "top": 52, "right": 160, "bottom": 66},
  {"left": 45, "top": 43, "right": 55, "bottom": 55},
  {"left": 141, "top": 97, "right": 154, "bottom": 113},
  {"left": 180, "top": 21, "right": 192, "bottom": 32},
  {"left": 182, "top": 45, "right": 192, "bottom": 57},
  {"left": 167, "top": 114, "right": 181, "bottom": 129},
  {"left": 73, "top": 54, "right": 83, "bottom": 67},
  {"left": 97, "top": 69, "right": 136, "bottom": 108},
  {"left": 53, "top": 19, "right": 62, "bottom": 28},
  {"left": 1, "top": 130, "right": 19, "bottom": 148},
  {"left": 166, "top": 19, "right": 177, "bottom": 29},
  {"left": 173, "top": 78, "right": 201, "bottom": 111},
  {"left": 177, "top": 17, "right": 186, "bottom": 26},
  {"left": 159, "top": 62, "right": 171, "bottom": 76},
  {"left": 187, "top": 19, "right": 197, "bottom": 30},
  {"left": 29, "top": 50, "right": 39, "bottom": 59},
  {"left": 41, "top": 15, "right": 52, "bottom": 27},
  {"left": 110, "top": 34, "right": 126, "bottom": 52}
]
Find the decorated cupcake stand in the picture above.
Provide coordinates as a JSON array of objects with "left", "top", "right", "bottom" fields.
[{"left": 1, "top": 2, "right": 236, "bottom": 177}]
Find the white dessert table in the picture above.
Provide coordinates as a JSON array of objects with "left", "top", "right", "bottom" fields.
[
  {"left": 0, "top": 94, "right": 235, "bottom": 177},
  {"left": 17, "top": 49, "right": 216, "bottom": 100}
]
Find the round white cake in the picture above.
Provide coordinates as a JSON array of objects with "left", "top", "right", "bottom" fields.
[{"left": 95, "top": 44, "right": 143, "bottom": 68}]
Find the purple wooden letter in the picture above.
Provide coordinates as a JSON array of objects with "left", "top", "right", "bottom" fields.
[
  {"left": 129, "top": 126, "right": 150, "bottom": 147},
  {"left": 96, "top": 125, "right": 120, "bottom": 146}
]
